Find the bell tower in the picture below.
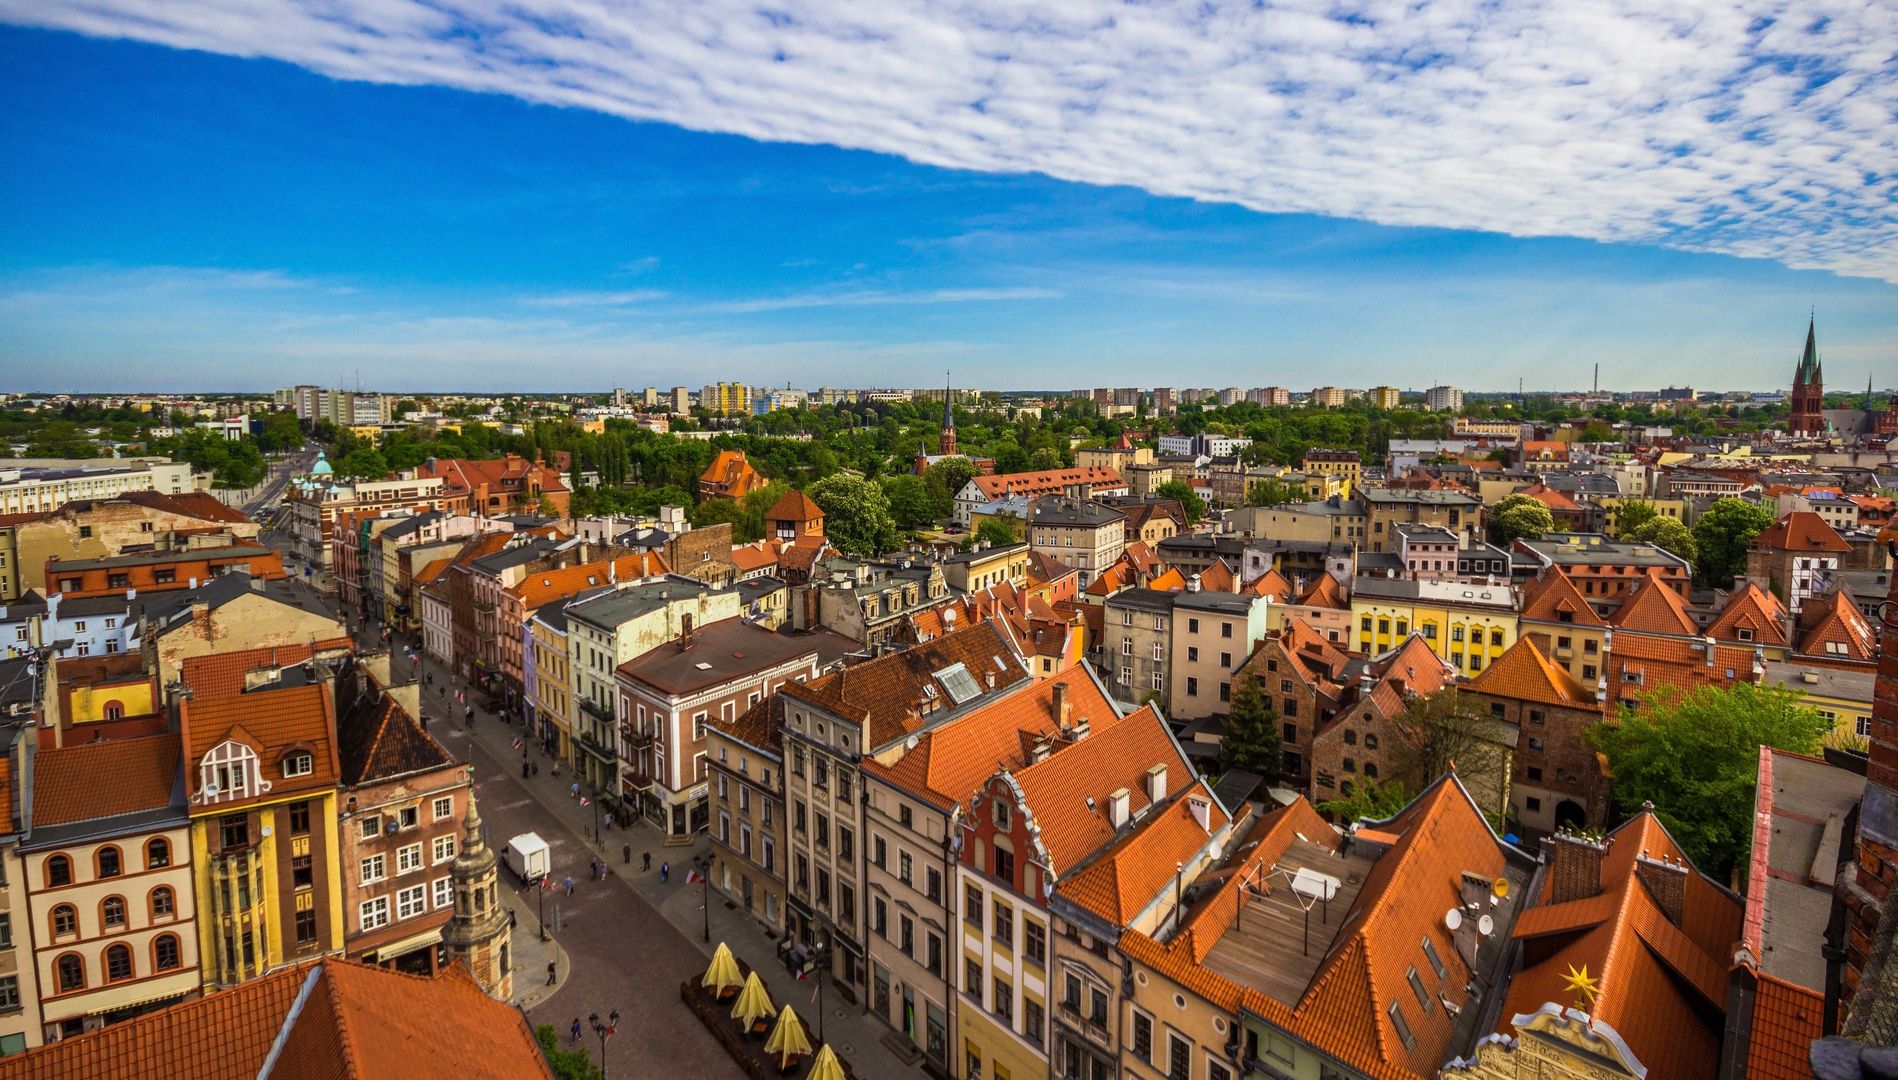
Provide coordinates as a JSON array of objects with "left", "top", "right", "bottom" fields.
[
  {"left": 440, "top": 789, "right": 513, "bottom": 998},
  {"left": 1789, "top": 317, "right": 1825, "bottom": 436},
  {"left": 939, "top": 372, "right": 958, "bottom": 457}
]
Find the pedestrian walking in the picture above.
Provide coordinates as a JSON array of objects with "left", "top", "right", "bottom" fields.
[
  {"left": 547, "top": 961, "right": 557, "bottom": 986},
  {"left": 570, "top": 782, "right": 580, "bottom": 801},
  {"left": 563, "top": 875, "right": 574, "bottom": 896},
  {"left": 622, "top": 843, "right": 631, "bottom": 865},
  {"left": 604, "top": 810, "right": 614, "bottom": 830},
  {"left": 642, "top": 851, "right": 651, "bottom": 872},
  {"left": 521, "top": 761, "right": 530, "bottom": 779},
  {"left": 570, "top": 1018, "right": 581, "bottom": 1044},
  {"left": 660, "top": 861, "right": 669, "bottom": 883},
  {"left": 531, "top": 761, "right": 540, "bottom": 777}
]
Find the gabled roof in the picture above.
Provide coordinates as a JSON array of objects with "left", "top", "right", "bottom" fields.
[
  {"left": 510, "top": 552, "right": 669, "bottom": 610},
  {"left": 1060, "top": 778, "right": 1231, "bottom": 926},
  {"left": 1518, "top": 569, "right": 1605, "bottom": 627},
  {"left": 1707, "top": 582, "right": 1791, "bottom": 647},
  {"left": 31, "top": 734, "right": 182, "bottom": 829},
  {"left": 1516, "top": 480, "right": 1583, "bottom": 512},
  {"left": 181, "top": 642, "right": 349, "bottom": 701},
  {"left": 1296, "top": 572, "right": 1348, "bottom": 610},
  {"left": 1752, "top": 510, "right": 1850, "bottom": 553},
  {"left": 765, "top": 489, "right": 823, "bottom": 522},
  {"left": 337, "top": 670, "right": 456, "bottom": 787},
  {"left": 1196, "top": 559, "right": 1237, "bottom": 593},
  {"left": 1607, "top": 569, "right": 1698, "bottom": 636},
  {"left": 1501, "top": 813, "right": 1743, "bottom": 1080},
  {"left": 1464, "top": 637, "right": 1595, "bottom": 709},
  {"left": 1004, "top": 703, "right": 1187, "bottom": 876},
  {"left": 970, "top": 466, "right": 1124, "bottom": 501},
  {"left": 1245, "top": 568, "right": 1295, "bottom": 601},
  {"left": 1794, "top": 587, "right": 1876, "bottom": 661},
  {"left": 179, "top": 683, "right": 340, "bottom": 799},
  {"left": 698, "top": 450, "right": 765, "bottom": 497},
  {"left": 1362, "top": 633, "right": 1456, "bottom": 717},
  {"left": 779, "top": 619, "right": 1029, "bottom": 750}
]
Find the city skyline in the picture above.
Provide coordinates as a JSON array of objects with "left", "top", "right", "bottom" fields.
[{"left": 1, "top": 9, "right": 1895, "bottom": 391}]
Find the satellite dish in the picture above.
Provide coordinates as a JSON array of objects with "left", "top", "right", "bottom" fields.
[
  {"left": 906, "top": 735, "right": 919, "bottom": 750},
  {"left": 1477, "top": 914, "right": 1495, "bottom": 936},
  {"left": 1492, "top": 877, "right": 1510, "bottom": 899},
  {"left": 1444, "top": 909, "right": 1462, "bottom": 931},
  {"left": 202, "top": 782, "right": 221, "bottom": 797}
]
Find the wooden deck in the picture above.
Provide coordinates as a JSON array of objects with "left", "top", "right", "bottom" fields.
[{"left": 1201, "top": 837, "right": 1374, "bottom": 1006}]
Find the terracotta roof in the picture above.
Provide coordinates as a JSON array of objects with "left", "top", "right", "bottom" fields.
[
  {"left": 1607, "top": 569, "right": 1699, "bottom": 636},
  {"left": 179, "top": 683, "right": 341, "bottom": 801},
  {"left": 123, "top": 489, "right": 255, "bottom": 524},
  {"left": 1517, "top": 481, "right": 1583, "bottom": 512},
  {"left": 1026, "top": 550, "right": 1078, "bottom": 584},
  {"left": 1297, "top": 572, "right": 1348, "bottom": 610},
  {"left": 729, "top": 543, "right": 780, "bottom": 573},
  {"left": 1518, "top": 570, "right": 1605, "bottom": 627},
  {"left": 412, "top": 557, "right": 453, "bottom": 586},
  {"left": 1196, "top": 559, "right": 1237, "bottom": 593},
  {"left": 419, "top": 454, "right": 569, "bottom": 497},
  {"left": 337, "top": 672, "right": 456, "bottom": 787},
  {"left": 1362, "top": 633, "right": 1456, "bottom": 716},
  {"left": 713, "top": 692, "right": 784, "bottom": 756},
  {"left": 1004, "top": 704, "right": 1187, "bottom": 875},
  {"left": 1500, "top": 813, "right": 1742, "bottom": 1080},
  {"left": 1752, "top": 510, "right": 1850, "bottom": 553},
  {"left": 1061, "top": 778, "right": 1231, "bottom": 925},
  {"left": 866, "top": 666, "right": 1124, "bottom": 810},
  {"left": 1744, "top": 972, "right": 1827, "bottom": 1080},
  {"left": 1707, "top": 582, "right": 1791, "bottom": 647},
  {"left": 1146, "top": 567, "right": 1186, "bottom": 592},
  {"left": 765, "top": 489, "right": 823, "bottom": 522},
  {"left": 1794, "top": 588, "right": 1877, "bottom": 662},
  {"left": 1463, "top": 638, "right": 1596, "bottom": 709},
  {"left": 181, "top": 642, "right": 351, "bottom": 701},
  {"left": 698, "top": 450, "right": 766, "bottom": 498},
  {"left": 31, "top": 734, "right": 181, "bottom": 828},
  {"left": 510, "top": 552, "right": 669, "bottom": 610},
  {"left": 1245, "top": 568, "right": 1295, "bottom": 601},
  {"left": 1121, "top": 540, "right": 1161, "bottom": 575},
  {"left": 970, "top": 466, "right": 1123, "bottom": 501},
  {"left": 780, "top": 619, "right": 1028, "bottom": 750}
]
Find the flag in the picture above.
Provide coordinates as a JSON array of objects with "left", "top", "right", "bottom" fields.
[
  {"left": 685, "top": 869, "right": 703, "bottom": 884},
  {"left": 811, "top": 981, "right": 820, "bottom": 1004},
  {"left": 580, "top": 796, "right": 590, "bottom": 807},
  {"left": 513, "top": 737, "right": 524, "bottom": 750},
  {"left": 540, "top": 876, "right": 552, "bottom": 891}
]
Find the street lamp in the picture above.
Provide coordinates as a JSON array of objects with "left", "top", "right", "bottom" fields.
[
  {"left": 807, "top": 940, "right": 831, "bottom": 1044},
  {"left": 587, "top": 1011, "right": 616, "bottom": 1078},
  {"left": 692, "top": 853, "right": 713, "bottom": 942}
]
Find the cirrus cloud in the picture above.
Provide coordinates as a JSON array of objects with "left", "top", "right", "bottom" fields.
[{"left": 6, "top": 1, "right": 1896, "bottom": 279}]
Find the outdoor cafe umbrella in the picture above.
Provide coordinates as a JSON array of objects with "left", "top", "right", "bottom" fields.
[
  {"left": 763, "top": 1005, "right": 813, "bottom": 1069},
  {"left": 731, "top": 971, "right": 775, "bottom": 1030},
  {"left": 702, "top": 942, "right": 743, "bottom": 998},
  {"left": 807, "top": 1044, "right": 846, "bottom": 1080}
]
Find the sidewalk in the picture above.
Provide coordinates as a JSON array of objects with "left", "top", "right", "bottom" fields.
[
  {"left": 408, "top": 643, "right": 914, "bottom": 1078},
  {"left": 503, "top": 888, "right": 570, "bottom": 1011}
]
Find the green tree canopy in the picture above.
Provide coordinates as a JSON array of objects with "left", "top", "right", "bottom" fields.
[
  {"left": 1318, "top": 779, "right": 1412, "bottom": 825},
  {"left": 974, "top": 516, "right": 1022, "bottom": 547},
  {"left": 1245, "top": 478, "right": 1303, "bottom": 507},
  {"left": 332, "top": 448, "right": 391, "bottom": 480},
  {"left": 1587, "top": 682, "right": 1830, "bottom": 879},
  {"left": 1490, "top": 494, "right": 1555, "bottom": 544},
  {"left": 1611, "top": 500, "right": 1659, "bottom": 538},
  {"left": 1691, "top": 497, "right": 1774, "bottom": 588},
  {"left": 1217, "top": 679, "right": 1281, "bottom": 776},
  {"left": 1027, "top": 446, "right": 1065, "bottom": 471},
  {"left": 880, "top": 474, "right": 936, "bottom": 530},
  {"left": 1625, "top": 516, "right": 1697, "bottom": 563},
  {"left": 808, "top": 473, "right": 899, "bottom": 556},
  {"left": 690, "top": 480, "right": 788, "bottom": 543},
  {"left": 923, "top": 457, "right": 979, "bottom": 520},
  {"left": 1155, "top": 480, "right": 1207, "bottom": 523},
  {"left": 535, "top": 1025, "right": 605, "bottom": 1080}
]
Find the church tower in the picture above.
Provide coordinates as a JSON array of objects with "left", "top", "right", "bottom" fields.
[
  {"left": 1789, "top": 317, "right": 1825, "bottom": 436},
  {"left": 440, "top": 790, "right": 513, "bottom": 999},
  {"left": 939, "top": 372, "right": 958, "bottom": 457}
]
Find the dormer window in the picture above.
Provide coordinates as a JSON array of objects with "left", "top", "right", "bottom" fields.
[
  {"left": 282, "top": 752, "right": 313, "bottom": 778},
  {"left": 199, "top": 740, "right": 263, "bottom": 803},
  {"left": 994, "top": 800, "right": 1011, "bottom": 831}
]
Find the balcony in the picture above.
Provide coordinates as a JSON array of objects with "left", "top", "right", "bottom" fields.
[
  {"left": 577, "top": 731, "right": 617, "bottom": 761},
  {"left": 579, "top": 698, "right": 615, "bottom": 723},
  {"left": 1054, "top": 1003, "right": 1112, "bottom": 1050},
  {"left": 625, "top": 729, "right": 656, "bottom": 751}
]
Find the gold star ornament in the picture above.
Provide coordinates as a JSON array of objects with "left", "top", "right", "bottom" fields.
[{"left": 1561, "top": 964, "right": 1600, "bottom": 1009}]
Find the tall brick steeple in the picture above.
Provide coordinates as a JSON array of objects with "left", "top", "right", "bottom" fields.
[{"left": 1790, "top": 317, "right": 1825, "bottom": 436}]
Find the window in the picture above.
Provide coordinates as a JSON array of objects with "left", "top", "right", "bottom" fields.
[
  {"left": 102, "top": 895, "right": 127, "bottom": 928},
  {"left": 1168, "top": 1033, "right": 1191, "bottom": 1080},
  {"left": 900, "top": 915, "right": 914, "bottom": 956},
  {"left": 1423, "top": 937, "right": 1447, "bottom": 979},
  {"left": 151, "top": 885, "right": 175, "bottom": 919},
  {"left": 433, "top": 835, "right": 457, "bottom": 864},
  {"left": 359, "top": 815, "right": 382, "bottom": 841},
  {"left": 288, "top": 802, "right": 311, "bottom": 835},
  {"left": 97, "top": 847, "right": 122, "bottom": 878},
  {"left": 397, "top": 806, "right": 419, "bottom": 830},
  {"left": 52, "top": 904, "right": 77, "bottom": 937},
  {"left": 155, "top": 934, "right": 181, "bottom": 971},
  {"left": 433, "top": 796, "right": 454, "bottom": 820},
  {"left": 360, "top": 896, "right": 390, "bottom": 931},
  {"left": 993, "top": 900, "right": 1013, "bottom": 947},
  {"left": 106, "top": 944, "right": 133, "bottom": 982},
  {"left": 1209, "top": 1060, "right": 1234, "bottom": 1080},
  {"left": 1024, "top": 920, "right": 1046, "bottom": 967},
  {"left": 46, "top": 854, "right": 72, "bottom": 887},
  {"left": 966, "top": 958, "right": 983, "bottom": 999},
  {"left": 295, "top": 910, "right": 317, "bottom": 945},
  {"left": 966, "top": 884, "right": 983, "bottom": 929},
  {"left": 992, "top": 976, "right": 1012, "bottom": 1020},
  {"left": 397, "top": 844, "right": 423, "bottom": 874},
  {"left": 994, "top": 799, "right": 1011, "bottom": 830},
  {"left": 56, "top": 954, "right": 83, "bottom": 993},
  {"left": 0, "top": 914, "right": 8, "bottom": 948},
  {"left": 927, "top": 933, "right": 942, "bottom": 975},
  {"left": 1024, "top": 998, "right": 1044, "bottom": 1046},
  {"left": 1186, "top": 676, "right": 1199, "bottom": 697},
  {"left": 1132, "top": 1012, "right": 1153, "bottom": 1062},
  {"left": 433, "top": 876, "right": 454, "bottom": 909},
  {"left": 1063, "top": 972, "right": 1082, "bottom": 1011},
  {"left": 360, "top": 854, "right": 386, "bottom": 884},
  {"left": 873, "top": 898, "right": 888, "bottom": 937},
  {"left": 898, "top": 851, "right": 912, "bottom": 884},
  {"left": 1408, "top": 966, "right": 1435, "bottom": 1013},
  {"left": 293, "top": 854, "right": 313, "bottom": 889},
  {"left": 1388, "top": 1001, "right": 1416, "bottom": 1051},
  {"left": 397, "top": 884, "right": 428, "bottom": 919},
  {"left": 0, "top": 975, "right": 15, "bottom": 1011},
  {"left": 994, "top": 846, "right": 1013, "bottom": 883},
  {"left": 1187, "top": 646, "right": 1199, "bottom": 662},
  {"left": 839, "top": 826, "right": 853, "bottom": 863},
  {"left": 282, "top": 752, "right": 313, "bottom": 778}
]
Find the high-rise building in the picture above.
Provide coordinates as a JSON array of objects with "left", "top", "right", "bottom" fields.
[
  {"left": 1369, "top": 385, "right": 1402, "bottom": 409},
  {"left": 1424, "top": 385, "right": 1465, "bottom": 412},
  {"left": 1789, "top": 318, "right": 1824, "bottom": 435},
  {"left": 1150, "top": 387, "right": 1176, "bottom": 414},
  {"left": 1218, "top": 387, "right": 1245, "bottom": 406},
  {"left": 700, "top": 382, "right": 751, "bottom": 417},
  {"left": 670, "top": 386, "right": 691, "bottom": 415},
  {"left": 1309, "top": 386, "right": 1348, "bottom": 407},
  {"left": 1114, "top": 387, "right": 1141, "bottom": 408}
]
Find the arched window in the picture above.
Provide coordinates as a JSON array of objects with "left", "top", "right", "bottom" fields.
[
  {"left": 1364, "top": 762, "right": 1380, "bottom": 780},
  {"left": 146, "top": 838, "right": 171, "bottom": 869},
  {"left": 45, "top": 854, "right": 72, "bottom": 887},
  {"left": 101, "top": 896, "right": 126, "bottom": 929},
  {"left": 51, "top": 904, "right": 77, "bottom": 937},
  {"left": 97, "top": 846, "right": 122, "bottom": 878},
  {"left": 55, "top": 954, "right": 84, "bottom": 992},
  {"left": 105, "top": 944, "right": 133, "bottom": 982},
  {"left": 102, "top": 700, "right": 124, "bottom": 720},
  {"left": 150, "top": 886, "right": 175, "bottom": 919},
  {"left": 1364, "top": 734, "right": 1379, "bottom": 751},
  {"left": 154, "top": 934, "right": 181, "bottom": 971}
]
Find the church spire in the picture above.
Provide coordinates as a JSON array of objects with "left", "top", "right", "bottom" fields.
[
  {"left": 938, "top": 371, "right": 958, "bottom": 457},
  {"left": 1799, "top": 316, "right": 1821, "bottom": 385}
]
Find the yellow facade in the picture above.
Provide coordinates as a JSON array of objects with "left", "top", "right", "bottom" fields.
[
  {"left": 189, "top": 792, "right": 344, "bottom": 991},
  {"left": 66, "top": 678, "right": 157, "bottom": 724},
  {"left": 531, "top": 616, "right": 574, "bottom": 760},
  {"left": 1352, "top": 596, "right": 1517, "bottom": 675},
  {"left": 1519, "top": 620, "right": 1608, "bottom": 688},
  {"left": 956, "top": 869, "right": 1051, "bottom": 1080},
  {"left": 1598, "top": 497, "right": 1687, "bottom": 537}
]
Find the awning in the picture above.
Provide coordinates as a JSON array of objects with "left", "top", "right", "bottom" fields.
[{"left": 362, "top": 927, "right": 443, "bottom": 962}]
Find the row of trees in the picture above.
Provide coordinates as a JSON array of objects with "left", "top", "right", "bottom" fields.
[{"left": 1489, "top": 494, "right": 1776, "bottom": 589}]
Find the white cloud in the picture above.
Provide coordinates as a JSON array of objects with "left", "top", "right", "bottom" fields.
[{"left": 3, "top": 1, "right": 1892, "bottom": 279}]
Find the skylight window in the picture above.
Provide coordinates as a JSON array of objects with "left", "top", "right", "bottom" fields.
[{"left": 936, "top": 662, "right": 982, "bottom": 705}]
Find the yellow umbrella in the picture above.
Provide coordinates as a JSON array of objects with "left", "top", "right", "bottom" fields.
[
  {"left": 730, "top": 971, "right": 775, "bottom": 1029},
  {"left": 701, "top": 942, "right": 743, "bottom": 997},
  {"left": 807, "top": 1044, "right": 846, "bottom": 1080},
  {"left": 762, "top": 1005, "right": 812, "bottom": 1068}
]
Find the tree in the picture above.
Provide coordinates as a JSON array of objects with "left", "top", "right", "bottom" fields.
[
  {"left": 1318, "top": 779, "right": 1412, "bottom": 824},
  {"left": 332, "top": 448, "right": 390, "bottom": 480},
  {"left": 1217, "top": 679, "right": 1281, "bottom": 775},
  {"left": 974, "top": 516, "right": 1021, "bottom": 547},
  {"left": 1155, "top": 480, "right": 1206, "bottom": 523},
  {"left": 254, "top": 411, "right": 305, "bottom": 454},
  {"left": 1588, "top": 683, "right": 1829, "bottom": 879},
  {"left": 923, "top": 457, "right": 979, "bottom": 520},
  {"left": 880, "top": 474, "right": 936, "bottom": 530},
  {"left": 1611, "top": 500, "right": 1659, "bottom": 538},
  {"left": 1245, "top": 478, "right": 1302, "bottom": 507},
  {"left": 1625, "top": 516, "right": 1697, "bottom": 563},
  {"left": 1691, "top": 497, "right": 1774, "bottom": 588},
  {"left": 1490, "top": 494, "right": 1555, "bottom": 544},
  {"left": 536, "top": 1024, "right": 606, "bottom": 1080},
  {"left": 1028, "top": 446, "right": 1065, "bottom": 471},
  {"left": 1387, "top": 691, "right": 1514, "bottom": 817},
  {"left": 808, "top": 474, "right": 899, "bottom": 556}
]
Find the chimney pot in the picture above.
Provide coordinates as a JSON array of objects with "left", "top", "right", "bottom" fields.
[
  {"left": 1108, "top": 788, "right": 1131, "bottom": 829},
  {"left": 1053, "top": 681, "right": 1071, "bottom": 728}
]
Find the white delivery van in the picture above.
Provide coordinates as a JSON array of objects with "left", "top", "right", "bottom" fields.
[{"left": 503, "top": 832, "right": 551, "bottom": 886}]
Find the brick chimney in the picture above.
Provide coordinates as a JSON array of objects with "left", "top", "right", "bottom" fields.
[
  {"left": 1052, "top": 680, "right": 1070, "bottom": 729},
  {"left": 1634, "top": 853, "right": 1687, "bottom": 926},
  {"left": 680, "top": 612, "right": 695, "bottom": 649},
  {"left": 1543, "top": 830, "right": 1607, "bottom": 904}
]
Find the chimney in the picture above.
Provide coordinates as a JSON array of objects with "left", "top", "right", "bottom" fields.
[
  {"left": 1108, "top": 788, "right": 1131, "bottom": 830},
  {"left": 1542, "top": 830, "right": 1607, "bottom": 904},
  {"left": 1145, "top": 762, "right": 1169, "bottom": 803},
  {"left": 1635, "top": 853, "right": 1688, "bottom": 926},
  {"left": 1187, "top": 795, "right": 1210, "bottom": 831},
  {"left": 680, "top": 612, "right": 695, "bottom": 648},
  {"left": 1704, "top": 635, "right": 1716, "bottom": 666},
  {"left": 1187, "top": 573, "right": 1202, "bottom": 593},
  {"left": 1053, "top": 680, "right": 1070, "bottom": 728}
]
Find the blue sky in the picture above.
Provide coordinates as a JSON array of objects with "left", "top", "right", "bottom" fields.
[{"left": 0, "top": 6, "right": 1894, "bottom": 393}]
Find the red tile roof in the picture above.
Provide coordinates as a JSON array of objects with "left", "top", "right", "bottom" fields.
[
  {"left": 1060, "top": 779, "right": 1232, "bottom": 925},
  {"left": 1744, "top": 972, "right": 1827, "bottom": 1080},
  {"left": 1517, "top": 481, "right": 1583, "bottom": 512},
  {"left": 765, "top": 489, "right": 824, "bottom": 522},
  {"left": 181, "top": 642, "right": 351, "bottom": 701},
  {"left": 1518, "top": 569, "right": 1605, "bottom": 627},
  {"left": 698, "top": 450, "right": 766, "bottom": 498},
  {"left": 31, "top": 734, "right": 181, "bottom": 827},
  {"left": 510, "top": 552, "right": 669, "bottom": 610},
  {"left": 970, "top": 466, "right": 1123, "bottom": 501},
  {"left": 1752, "top": 510, "right": 1850, "bottom": 553},
  {"left": 1794, "top": 588, "right": 1876, "bottom": 662},
  {"left": 1003, "top": 703, "right": 1186, "bottom": 875},
  {"left": 1297, "top": 572, "right": 1348, "bottom": 610},
  {"left": 780, "top": 619, "right": 1029, "bottom": 749},
  {"left": 179, "top": 683, "right": 341, "bottom": 803},
  {"left": 1464, "top": 638, "right": 1595, "bottom": 709},
  {"left": 1707, "top": 582, "right": 1791, "bottom": 647},
  {"left": 1607, "top": 569, "right": 1698, "bottom": 636}
]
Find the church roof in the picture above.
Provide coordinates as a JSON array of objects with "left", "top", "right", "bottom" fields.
[{"left": 1796, "top": 318, "right": 1822, "bottom": 386}]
